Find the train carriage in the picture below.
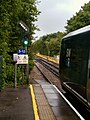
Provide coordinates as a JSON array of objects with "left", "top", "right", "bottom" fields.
[{"left": 59, "top": 25, "right": 90, "bottom": 111}]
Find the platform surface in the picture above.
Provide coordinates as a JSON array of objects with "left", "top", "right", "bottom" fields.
[
  {"left": 0, "top": 86, "right": 35, "bottom": 120},
  {"left": 0, "top": 80, "right": 81, "bottom": 120},
  {"left": 32, "top": 79, "right": 80, "bottom": 120}
]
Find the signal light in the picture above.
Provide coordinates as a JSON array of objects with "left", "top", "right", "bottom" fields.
[
  {"left": 22, "top": 33, "right": 29, "bottom": 46},
  {"left": 23, "top": 38, "right": 28, "bottom": 46}
]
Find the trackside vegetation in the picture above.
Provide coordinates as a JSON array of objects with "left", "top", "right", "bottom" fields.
[
  {"left": 0, "top": 0, "right": 40, "bottom": 88},
  {"left": 31, "top": 32, "right": 65, "bottom": 56}
]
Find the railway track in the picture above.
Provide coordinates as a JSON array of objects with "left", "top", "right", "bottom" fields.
[
  {"left": 36, "top": 56, "right": 59, "bottom": 78},
  {"left": 35, "top": 61, "right": 62, "bottom": 91},
  {"left": 35, "top": 56, "right": 90, "bottom": 120}
]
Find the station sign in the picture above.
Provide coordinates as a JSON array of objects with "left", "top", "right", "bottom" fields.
[
  {"left": 18, "top": 48, "right": 26, "bottom": 55},
  {"left": 17, "top": 54, "right": 28, "bottom": 64}
]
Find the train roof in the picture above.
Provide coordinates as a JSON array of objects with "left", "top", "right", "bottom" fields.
[{"left": 63, "top": 25, "right": 90, "bottom": 39}]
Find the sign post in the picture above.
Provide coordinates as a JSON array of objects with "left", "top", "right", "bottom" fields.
[
  {"left": 15, "top": 63, "right": 17, "bottom": 88},
  {"left": 13, "top": 54, "right": 18, "bottom": 88},
  {"left": 19, "top": 21, "right": 29, "bottom": 84},
  {"left": 17, "top": 54, "right": 29, "bottom": 84},
  {"left": 25, "top": 46, "right": 29, "bottom": 84}
]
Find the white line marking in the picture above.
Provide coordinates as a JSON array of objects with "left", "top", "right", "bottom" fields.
[{"left": 53, "top": 85, "right": 85, "bottom": 120}]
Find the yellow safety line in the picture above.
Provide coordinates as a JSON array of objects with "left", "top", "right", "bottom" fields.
[
  {"left": 30, "top": 85, "right": 40, "bottom": 120},
  {"left": 36, "top": 54, "right": 59, "bottom": 64}
]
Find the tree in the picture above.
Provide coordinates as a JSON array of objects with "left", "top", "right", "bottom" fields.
[
  {"left": 0, "top": 0, "right": 40, "bottom": 87},
  {"left": 65, "top": 2, "right": 90, "bottom": 33},
  {"left": 31, "top": 32, "right": 65, "bottom": 56}
]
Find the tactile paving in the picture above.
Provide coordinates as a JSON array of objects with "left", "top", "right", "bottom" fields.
[{"left": 33, "top": 84, "right": 56, "bottom": 120}]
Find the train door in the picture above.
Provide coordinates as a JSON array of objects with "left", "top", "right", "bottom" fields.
[
  {"left": 59, "top": 39, "right": 71, "bottom": 83},
  {"left": 70, "top": 36, "right": 88, "bottom": 99}
]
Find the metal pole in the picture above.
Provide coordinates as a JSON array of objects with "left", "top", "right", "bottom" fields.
[
  {"left": 15, "top": 63, "right": 17, "bottom": 88},
  {"left": 25, "top": 46, "right": 29, "bottom": 84}
]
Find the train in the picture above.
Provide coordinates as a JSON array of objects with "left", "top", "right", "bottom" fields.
[{"left": 59, "top": 25, "right": 90, "bottom": 112}]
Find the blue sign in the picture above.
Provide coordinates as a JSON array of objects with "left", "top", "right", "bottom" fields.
[{"left": 18, "top": 48, "right": 26, "bottom": 55}]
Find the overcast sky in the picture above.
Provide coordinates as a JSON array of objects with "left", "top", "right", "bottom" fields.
[{"left": 35, "top": 0, "right": 90, "bottom": 39}]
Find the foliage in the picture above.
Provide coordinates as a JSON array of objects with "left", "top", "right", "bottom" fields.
[
  {"left": 31, "top": 32, "right": 65, "bottom": 56},
  {"left": 0, "top": 0, "right": 40, "bottom": 88},
  {"left": 65, "top": 2, "right": 90, "bottom": 33}
]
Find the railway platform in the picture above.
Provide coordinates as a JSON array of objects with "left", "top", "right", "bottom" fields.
[
  {"left": 0, "top": 66, "right": 82, "bottom": 120},
  {"left": 31, "top": 79, "right": 80, "bottom": 120},
  {"left": 30, "top": 66, "right": 82, "bottom": 120}
]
